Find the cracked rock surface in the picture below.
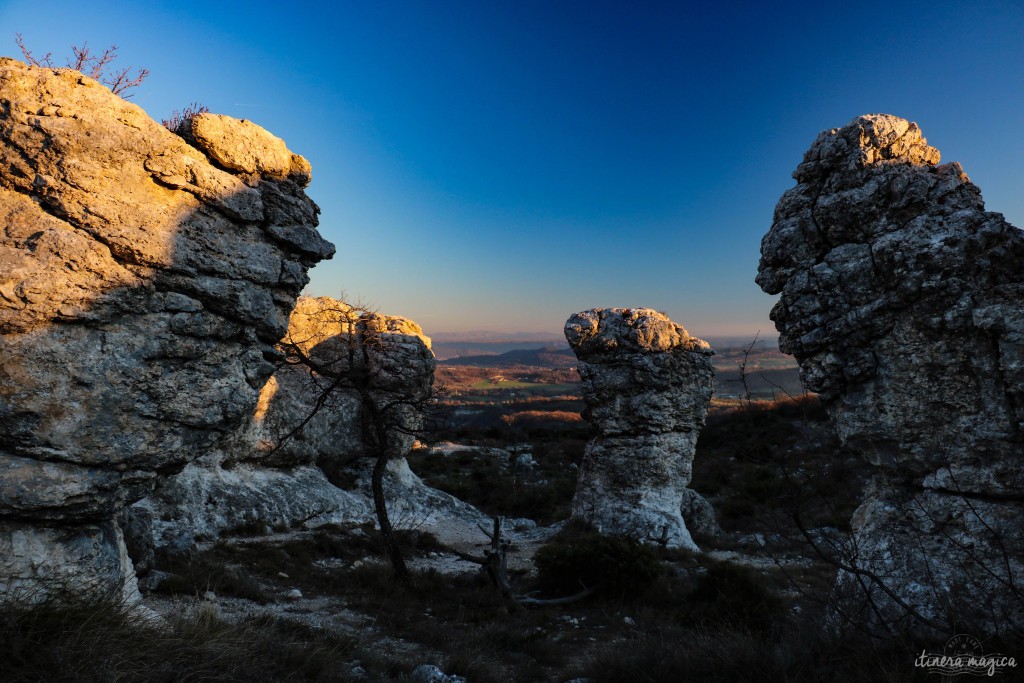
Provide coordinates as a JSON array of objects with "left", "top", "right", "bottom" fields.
[
  {"left": 565, "top": 308, "right": 714, "bottom": 550},
  {"left": 758, "top": 114, "right": 1024, "bottom": 634},
  {"left": 0, "top": 58, "right": 333, "bottom": 600}
]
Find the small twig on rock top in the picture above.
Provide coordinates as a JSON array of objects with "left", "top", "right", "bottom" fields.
[{"left": 161, "top": 102, "right": 210, "bottom": 134}]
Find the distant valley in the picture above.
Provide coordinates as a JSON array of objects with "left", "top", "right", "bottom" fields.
[
  {"left": 435, "top": 336, "right": 805, "bottom": 402},
  {"left": 437, "top": 345, "right": 577, "bottom": 368}
]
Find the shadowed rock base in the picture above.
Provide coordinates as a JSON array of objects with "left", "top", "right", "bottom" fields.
[{"left": 0, "top": 521, "right": 140, "bottom": 604}]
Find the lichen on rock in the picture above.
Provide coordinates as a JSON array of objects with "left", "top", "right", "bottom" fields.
[
  {"left": 565, "top": 308, "right": 715, "bottom": 550},
  {"left": 757, "top": 114, "right": 1024, "bottom": 634}
]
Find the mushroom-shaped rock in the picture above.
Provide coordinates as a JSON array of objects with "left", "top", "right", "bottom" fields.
[{"left": 565, "top": 308, "right": 715, "bottom": 550}]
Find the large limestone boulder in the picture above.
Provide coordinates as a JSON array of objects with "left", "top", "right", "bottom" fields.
[
  {"left": 0, "top": 58, "right": 333, "bottom": 600},
  {"left": 565, "top": 308, "right": 715, "bottom": 550},
  {"left": 242, "top": 296, "right": 436, "bottom": 469},
  {"left": 135, "top": 297, "right": 488, "bottom": 556},
  {"left": 757, "top": 114, "right": 1024, "bottom": 634}
]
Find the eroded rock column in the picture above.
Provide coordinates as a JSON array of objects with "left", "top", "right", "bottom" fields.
[
  {"left": 757, "top": 114, "right": 1024, "bottom": 634},
  {"left": 565, "top": 308, "right": 714, "bottom": 550},
  {"left": 0, "top": 59, "right": 333, "bottom": 600}
]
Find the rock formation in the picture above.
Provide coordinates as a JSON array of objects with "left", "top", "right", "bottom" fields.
[
  {"left": 757, "top": 114, "right": 1024, "bottom": 634},
  {"left": 0, "top": 58, "right": 333, "bottom": 600},
  {"left": 564, "top": 308, "right": 715, "bottom": 550},
  {"left": 135, "top": 296, "right": 485, "bottom": 558}
]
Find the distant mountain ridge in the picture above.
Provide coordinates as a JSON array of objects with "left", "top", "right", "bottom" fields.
[
  {"left": 439, "top": 345, "right": 577, "bottom": 368},
  {"left": 429, "top": 330, "right": 565, "bottom": 343}
]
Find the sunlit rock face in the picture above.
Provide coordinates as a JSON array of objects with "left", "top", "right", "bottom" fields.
[
  {"left": 135, "top": 296, "right": 446, "bottom": 556},
  {"left": 758, "top": 114, "right": 1024, "bottom": 634},
  {"left": 256, "top": 296, "right": 438, "bottom": 467},
  {"left": 565, "top": 308, "right": 715, "bottom": 550},
  {"left": 0, "top": 58, "right": 333, "bottom": 600}
]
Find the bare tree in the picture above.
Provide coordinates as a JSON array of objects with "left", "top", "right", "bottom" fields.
[
  {"left": 274, "top": 298, "right": 441, "bottom": 583},
  {"left": 732, "top": 330, "right": 759, "bottom": 410},
  {"left": 15, "top": 33, "right": 149, "bottom": 98}
]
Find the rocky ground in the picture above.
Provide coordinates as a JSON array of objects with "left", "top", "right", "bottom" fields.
[{"left": 118, "top": 397, "right": 881, "bottom": 682}]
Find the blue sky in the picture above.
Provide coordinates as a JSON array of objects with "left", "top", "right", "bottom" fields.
[{"left": 2, "top": 1, "right": 1022, "bottom": 338}]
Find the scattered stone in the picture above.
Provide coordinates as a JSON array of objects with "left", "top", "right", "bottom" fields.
[
  {"left": 514, "top": 453, "right": 538, "bottom": 468},
  {"left": 565, "top": 308, "right": 715, "bottom": 550},
  {"left": 425, "top": 442, "right": 510, "bottom": 459},
  {"left": 757, "top": 113, "right": 1024, "bottom": 634},
  {"left": 623, "top": 616, "right": 637, "bottom": 627},
  {"left": 285, "top": 588, "right": 302, "bottom": 601},
  {"left": 737, "top": 533, "right": 767, "bottom": 550},
  {"left": 410, "top": 664, "right": 467, "bottom": 683},
  {"left": 679, "top": 488, "right": 722, "bottom": 540},
  {"left": 277, "top": 572, "right": 289, "bottom": 579}
]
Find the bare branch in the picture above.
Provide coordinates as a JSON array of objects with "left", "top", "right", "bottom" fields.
[
  {"left": 90, "top": 44, "right": 118, "bottom": 77},
  {"left": 15, "top": 33, "right": 53, "bottom": 67},
  {"left": 106, "top": 66, "right": 149, "bottom": 98},
  {"left": 516, "top": 585, "right": 598, "bottom": 606},
  {"left": 69, "top": 42, "right": 91, "bottom": 72},
  {"left": 454, "top": 516, "right": 600, "bottom": 609}
]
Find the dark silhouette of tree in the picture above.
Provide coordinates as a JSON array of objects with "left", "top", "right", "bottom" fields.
[{"left": 274, "top": 298, "right": 441, "bottom": 583}]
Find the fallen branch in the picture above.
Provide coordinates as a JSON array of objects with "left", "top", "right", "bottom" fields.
[{"left": 454, "top": 516, "right": 599, "bottom": 608}]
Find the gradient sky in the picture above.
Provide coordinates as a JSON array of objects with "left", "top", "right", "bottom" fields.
[{"left": 2, "top": 0, "right": 1022, "bottom": 339}]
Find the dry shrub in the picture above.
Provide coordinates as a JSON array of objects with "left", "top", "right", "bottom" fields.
[
  {"left": 162, "top": 102, "right": 210, "bottom": 134},
  {"left": 0, "top": 593, "right": 361, "bottom": 682},
  {"left": 534, "top": 525, "right": 665, "bottom": 599}
]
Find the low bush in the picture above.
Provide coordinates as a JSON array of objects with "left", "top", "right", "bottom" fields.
[
  {"left": 410, "top": 443, "right": 580, "bottom": 524},
  {"left": 161, "top": 102, "right": 210, "bottom": 133},
  {"left": 534, "top": 524, "right": 665, "bottom": 598},
  {"left": 683, "top": 560, "right": 785, "bottom": 632},
  {"left": 152, "top": 552, "right": 269, "bottom": 603}
]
